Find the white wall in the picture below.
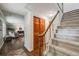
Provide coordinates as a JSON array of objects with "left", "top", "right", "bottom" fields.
[
  {"left": 0, "top": 15, "right": 6, "bottom": 49},
  {"left": 24, "top": 3, "right": 63, "bottom": 52},
  {"left": 6, "top": 16, "right": 24, "bottom": 24},
  {"left": 2, "top": 21, "right": 6, "bottom": 37},
  {"left": 64, "top": 3, "right": 79, "bottom": 13},
  {"left": 24, "top": 11, "right": 33, "bottom": 51},
  {"left": 0, "top": 10, "right": 6, "bottom": 37}
]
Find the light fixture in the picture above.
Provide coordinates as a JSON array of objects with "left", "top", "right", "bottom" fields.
[{"left": 49, "top": 13, "right": 53, "bottom": 17}]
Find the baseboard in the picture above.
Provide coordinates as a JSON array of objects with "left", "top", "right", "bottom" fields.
[{"left": 23, "top": 47, "right": 33, "bottom": 56}]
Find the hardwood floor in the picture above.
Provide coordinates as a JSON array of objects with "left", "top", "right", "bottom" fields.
[{"left": 1, "top": 37, "right": 28, "bottom": 56}]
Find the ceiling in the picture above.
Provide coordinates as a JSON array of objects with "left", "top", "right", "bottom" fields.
[
  {"left": 64, "top": 3, "right": 79, "bottom": 12},
  {"left": 25, "top": 3, "right": 57, "bottom": 17},
  {"left": 0, "top": 3, "right": 28, "bottom": 15},
  {"left": 0, "top": 3, "right": 79, "bottom": 17},
  {"left": 0, "top": 3, "right": 58, "bottom": 18}
]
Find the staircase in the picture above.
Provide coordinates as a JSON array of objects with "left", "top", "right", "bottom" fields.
[{"left": 47, "top": 9, "right": 79, "bottom": 56}]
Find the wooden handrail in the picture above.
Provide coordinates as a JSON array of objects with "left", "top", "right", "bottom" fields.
[
  {"left": 62, "top": 3, "right": 64, "bottom": 13},
  {"left": 57, "top": 3, "right": 63, "bottom": 13},
  {"left": 38, "top": 11, "right": 60, "bottom": 37}
]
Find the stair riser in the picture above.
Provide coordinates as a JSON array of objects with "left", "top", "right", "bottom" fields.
[
  {"left": 64, "top": 9, "right": 79, "bottom": 15},
  {"left": 61, "top": 18, "right": 79, "bottom": 23},
  {"left": 58, "top": 28, "right": 79, "bottom": 30},
  {"left": 55, "top": 44, "right": 79, "bottom": 55},
  {"left": 52, "top": 40, "right": 79, "bottom": 52},
  {"left": 64, "top": 12, "right": 79, "bottom": 17},
  {"left": 63, "top": 13, "right": 79, "bottom": 19},
  {"left": 50, "top": 45, "right": 79, "bottom": 56},
  {"left": 61, "top": 22, "right": 79, "bottom": 27},
  {"left": 61, "top": 24, "right": 79, "bottom": 27},
  {"left": 49, "top": 47, "right": 67, "bottom": 56},
  {"left": 62, "top": 17, "right": 79, "bottom": 22},
  {"left": 55, "top": 34, "right": 79, "bottom": 42},
  {"left": 57, "top": 30, "right": 79, "bottom": 34},
  {"left": 58, "top": 26, "right": 79, "bottom": 29},
  {"left": 56, "top": 33, "right": 79, "bottom": 37},
  {"left": 56, "top": 51, "right": 67, "bottom": 56},
  {"left": 59, "top": 43, "right": 79, "bottom": 51}
]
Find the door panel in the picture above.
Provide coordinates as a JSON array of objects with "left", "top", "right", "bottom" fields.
[{"left": 39, "top": 18, "right": 45, "bottom": 55}]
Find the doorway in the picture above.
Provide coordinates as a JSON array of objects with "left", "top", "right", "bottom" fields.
[{"left": 1, "top": 15, "right": 26, "bottom": 56}]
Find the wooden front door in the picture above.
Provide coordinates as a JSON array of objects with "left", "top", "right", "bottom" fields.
[{"left": 31, "top": 16, "right": 45, "bottom": 56}]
